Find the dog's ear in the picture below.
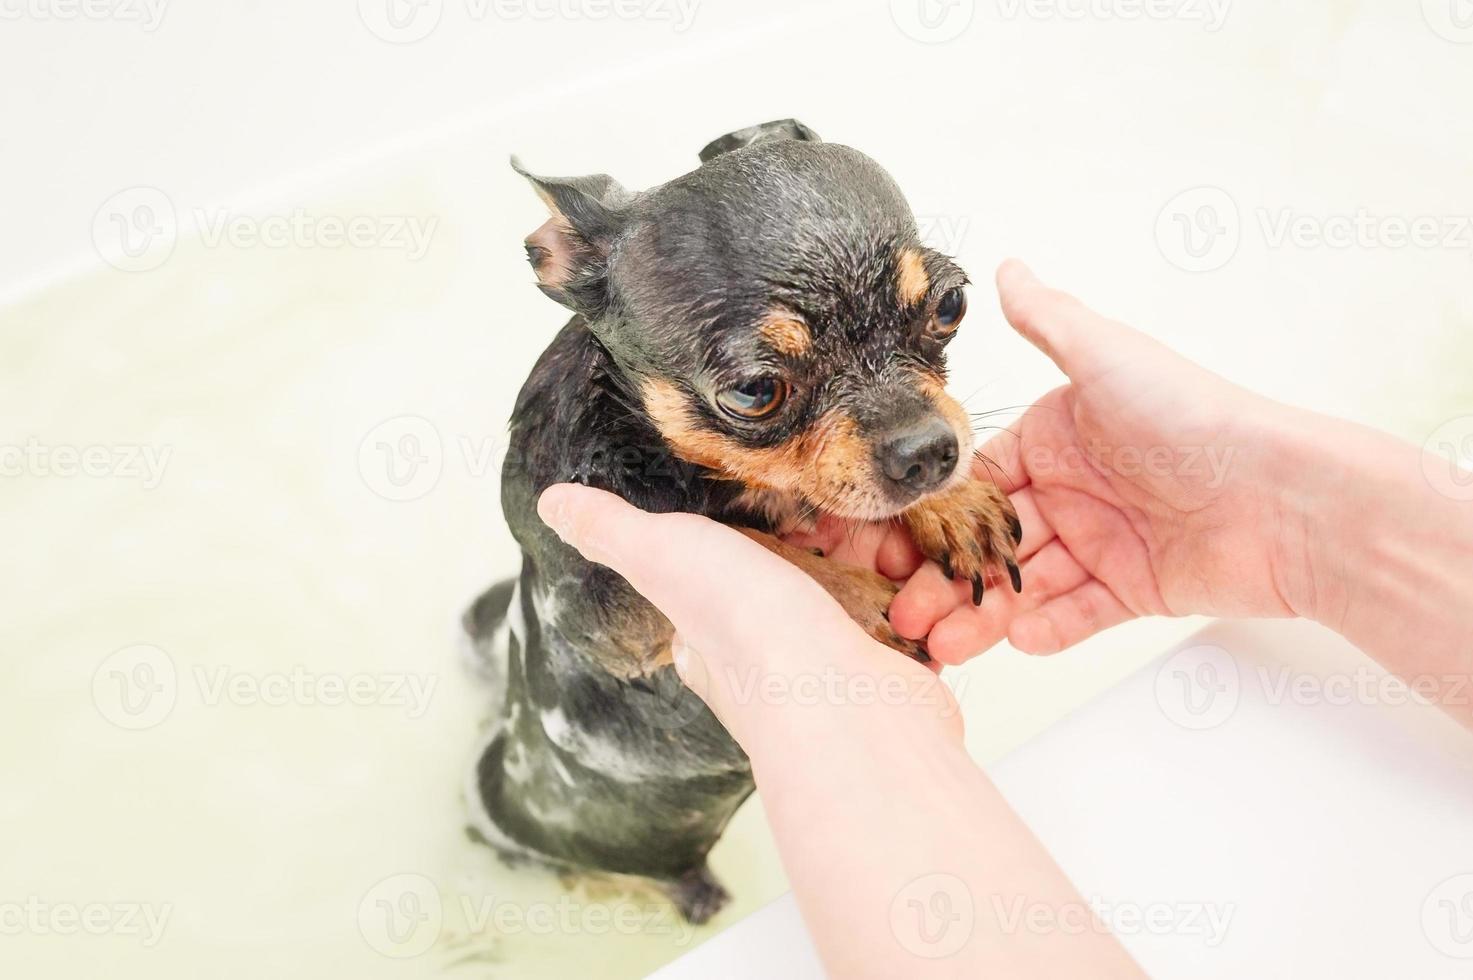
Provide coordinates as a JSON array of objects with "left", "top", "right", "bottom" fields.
[
  {"left": 512, "top": 157, "right": 630, "bottom": 315},
  {"left": 698, "top": 118, "right": 821, "bottom": 163}
]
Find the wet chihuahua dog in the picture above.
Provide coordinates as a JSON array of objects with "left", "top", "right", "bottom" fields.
[{"left": 463, "top": 120, "right": 1021, "bottom": 923}]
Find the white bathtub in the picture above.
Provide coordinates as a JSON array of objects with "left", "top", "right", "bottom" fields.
[{"left": 3, "top": 3, "right": 1471, "bottom": 977}]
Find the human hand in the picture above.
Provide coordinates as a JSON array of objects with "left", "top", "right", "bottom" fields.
[
  {"left": 888, "top": 260, "right": 1311, "bottom": 663},
  {"left": 536, "top": 482, "right": 1143, "bottom": 978},
  {"left": 535, "top": 484, "right": 963, "bottom": 754}
]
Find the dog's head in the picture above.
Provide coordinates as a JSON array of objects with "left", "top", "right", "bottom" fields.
[{"left": 515, "top": 119, "right": 974, "bottom": 521}]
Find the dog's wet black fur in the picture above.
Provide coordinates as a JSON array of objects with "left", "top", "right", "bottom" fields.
[{"left": 464, "top": 120, "right": 1020, "bottom": 923}]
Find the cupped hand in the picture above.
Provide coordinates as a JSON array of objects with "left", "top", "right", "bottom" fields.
[
  {"left": 887, "top": 261, "right": 1305, "bottom": 664},
  {"left": 536, "top": 482, "right": 1146, "bottom": 979},
  {"left": 536, "top": 484, "right": 964, "bottom": 752}
]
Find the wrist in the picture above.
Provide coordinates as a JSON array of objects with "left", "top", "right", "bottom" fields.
[
  {"left": 1252, "top": 404, "right": 1358, "bottom": 625},
  {"left": 1259, "top": 404, "right": 1473, "bottom": 645}
]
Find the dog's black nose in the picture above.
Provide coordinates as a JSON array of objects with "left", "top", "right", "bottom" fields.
[{"left": 878, "top": 420, "right": 959, "bottom": 494}]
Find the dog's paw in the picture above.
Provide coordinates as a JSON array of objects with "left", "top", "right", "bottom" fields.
[
  {"left": 667, "top": 866, "right": 730, "bottom": 925},
  {"left": 903, "top": 480, "right": 1022, "bottom": 606},
  {"left": 740, "top": 529, "right": 930, "bottom": 663},
  {"left": 819, "top": 563, "right": 931, "bottom": 663}
]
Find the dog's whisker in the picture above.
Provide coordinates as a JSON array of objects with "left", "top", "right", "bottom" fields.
[
  {"left": 971, "top": 426, "right": 1022, "bottom": 441},
  {"left": 970, "top": 449, "right": 1026, "bottom": 493}
]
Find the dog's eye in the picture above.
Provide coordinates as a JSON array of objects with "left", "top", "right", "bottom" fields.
[
  {"left": 932, "top": 287, "right": 967, "bottom": 334},
  {"left": 717, "top": 377, "right": 789, "bottom": 420}
]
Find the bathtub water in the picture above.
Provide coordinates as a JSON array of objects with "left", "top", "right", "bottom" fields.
[
  {"left": 0, "top": 166, "right": 797, "bottom": 976},
  {"left": 4, "top": 5, "right": 1472, "bottom": 977}
]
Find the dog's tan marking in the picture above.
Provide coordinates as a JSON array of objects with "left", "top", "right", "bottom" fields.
[
  {"left": 758, "top": 310, "right": 812, "bottom": 357},
  {"left": 741, "top": 530, "right": 927, "bottom": 661},
  {"left": 642, "top": 378, "right": 808, "bottom": 487},
  {"left": 896, "top": 248, "right": 930, "bottom": 306},
  {"left": 903, "top": 480, "right": 1021, "bottom": 603},
  {"left": 641, "top": 379, "right": 890, "bottom": 517}
]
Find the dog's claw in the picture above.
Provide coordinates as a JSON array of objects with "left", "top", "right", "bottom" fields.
[
  {"left": 904, "top": 481, "right": 1021, "bottom": 610},
  {"left": 1007, "top": 560, "right": 1023, "bottom": 594}
]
